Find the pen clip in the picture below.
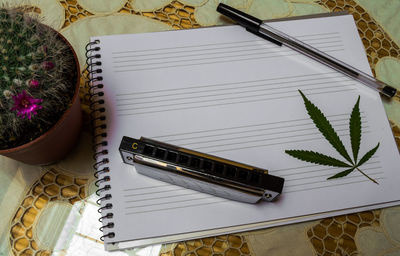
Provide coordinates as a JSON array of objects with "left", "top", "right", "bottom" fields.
[{"left": 246, "top": 28, "right": 282, "bottom": 46}]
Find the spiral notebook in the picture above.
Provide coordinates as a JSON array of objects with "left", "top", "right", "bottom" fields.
[{"left": 87, "top": 13, "right": 400, "bottom": 251}]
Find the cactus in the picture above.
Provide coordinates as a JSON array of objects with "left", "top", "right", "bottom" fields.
[{"left": 0, "top": 7, "right": 77, "bottom": 149}]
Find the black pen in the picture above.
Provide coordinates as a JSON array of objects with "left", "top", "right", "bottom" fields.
[{"left": 217, "top": 3, "right": 398, "bottom": 98}]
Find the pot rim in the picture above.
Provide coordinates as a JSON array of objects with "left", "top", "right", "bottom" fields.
[{"left": 0, "top": 30, "right": 81, "bottom": 154}]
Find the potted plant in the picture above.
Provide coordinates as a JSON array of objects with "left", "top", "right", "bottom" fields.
[{"left": 0, "top": 7, "right": 82, "bottom": 165}]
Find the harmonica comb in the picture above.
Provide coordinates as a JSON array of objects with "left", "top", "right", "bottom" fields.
[{"left": 119, "top": 136, "right": 284, "bottom": 203}]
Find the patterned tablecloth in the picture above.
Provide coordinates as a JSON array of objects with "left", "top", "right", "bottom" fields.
[{"left": 1, "top": 0, "right": 399, "bottom": 255}]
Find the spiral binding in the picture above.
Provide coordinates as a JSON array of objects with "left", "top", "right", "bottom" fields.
[{"left": 86, "top": 40, "right": 115, "bottom": 241}]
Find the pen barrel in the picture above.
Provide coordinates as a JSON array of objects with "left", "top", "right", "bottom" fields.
[
  {"left": 217, "top": 3, "right": 261, "bottom": 33},
  {"left": 259, "top": 23, "right": 397, "bottom": 98},
  {"left": 358, "top": 76, "right": 397, "bottom": 98}
]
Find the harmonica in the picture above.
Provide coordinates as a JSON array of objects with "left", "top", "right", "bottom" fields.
[{"left": 119, "top": 136, "right": 284, "bottom": 203}]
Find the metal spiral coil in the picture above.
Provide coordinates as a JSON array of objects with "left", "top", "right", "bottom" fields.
[
  {"left": 96, "top": 184, "right": 111, "bottom": 196},
  {"left": 96, "top": 194, "right": 112, "bottom": 206},
  {"left": 95, "top": 175, "right": 110, "bottom": 186},
  {"left": 94, "top": 166, "right": 109, "bottom": 179},
  {"left": 98, "top": 202, "right": 113, "bottom": 213},
  {"left": 99, "top": 213, "right": 114, "bottom": 222},
  {"left": 86, "top": 40, "right": 114, "bottom": 240},
  {"left": 100, "top": 232, "right": 115, "bottom": 241},
  {"left": 99, "top": 222, "right": 114, "bottom": 232}
]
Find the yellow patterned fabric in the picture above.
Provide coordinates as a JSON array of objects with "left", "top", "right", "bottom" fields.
[{"left": 0, "top": 1, "right": 399, "bottom": 256}]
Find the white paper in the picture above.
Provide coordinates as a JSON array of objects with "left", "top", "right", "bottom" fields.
[{"left": 90, "top": 14, "right": 400, "bottom": 250}]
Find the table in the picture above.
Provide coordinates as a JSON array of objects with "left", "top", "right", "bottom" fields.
[{"left": 1, "top": 0, "right": 399, "bottom": 255}]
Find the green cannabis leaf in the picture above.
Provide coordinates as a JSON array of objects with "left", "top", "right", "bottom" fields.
[
  {"left": 350, "top": 96, "right": 361, "bottom": 163},
  {"left": 285, "top": 90, "right": 380, "bottom": 184}
]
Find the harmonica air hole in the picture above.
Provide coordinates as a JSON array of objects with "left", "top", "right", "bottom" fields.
[
  {"left": 143, "top": 144, "right": 154, "bottom": 156},
  {"left": 189, "top": 157, "right": 201, "bottom": 168},
  {"left": 250, "top": 173, "right": 260, "bottom": 184},
  {"left": 238, "top": 169, "right": 247, "bottom": 181},
  {"left": 166, "top": 151, "right": 178, "bottom": 162},
  {"left": 155, "top": 148, "right": 166, "bottom": 159},
  {"left": 226, "top": 166, "right": 236, "bottom": 177},
  {"left": 214, "top": 163, "right": 224, "bottom": 174},
  {"left": 178, "top": 154, "right": 190, "bottom": 165},
  {"left": 202, "top": 160, "right": 213, "bottom": 172}
]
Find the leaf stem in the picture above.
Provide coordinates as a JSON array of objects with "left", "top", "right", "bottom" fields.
[{"left": 356, "top": 167, "right": 379, "bottom": 184}]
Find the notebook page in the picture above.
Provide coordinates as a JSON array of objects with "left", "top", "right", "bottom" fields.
[{"left": 92, "top": 14, "right": 400, "bottom": 249}]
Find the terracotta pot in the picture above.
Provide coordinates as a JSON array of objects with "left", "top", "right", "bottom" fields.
[{"left": 0, "top": 32, "right": 82, "bottom": 165}]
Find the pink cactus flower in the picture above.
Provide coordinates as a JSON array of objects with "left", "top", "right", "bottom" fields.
[
  {"left": 42, "top": 61, "right": 55, "bottom": 70},
  {"left": 11, "top": 90, "right": 43, "bottom": 119},
  {"left": 28, "top": 79, "right": 40, "bottom": 88}
]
